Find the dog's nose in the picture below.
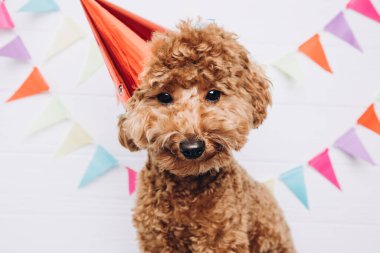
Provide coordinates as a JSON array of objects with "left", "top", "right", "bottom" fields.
[{"left": 179, "top": 139, "right": 205, "bottom": 159}]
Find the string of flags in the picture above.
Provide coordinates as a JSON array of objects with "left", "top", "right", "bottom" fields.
[
  {"left": 1, "top": 0, "right": 380, "bottom": 205},
  {"left": 272, "top": 0, "right": 380, "bottom": 79}
]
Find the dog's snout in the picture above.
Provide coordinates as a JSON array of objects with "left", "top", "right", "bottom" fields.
[{"left": 179, "top": 139, "right": 205, "bottom": 159}]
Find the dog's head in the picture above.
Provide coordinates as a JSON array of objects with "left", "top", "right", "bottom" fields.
[{"left": 118, "top": 21, "right": 271, "bottom": 176}]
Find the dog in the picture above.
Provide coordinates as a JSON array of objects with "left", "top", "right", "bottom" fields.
[{"left": 118, "top": 20, "right": 296, "bottom": 253}]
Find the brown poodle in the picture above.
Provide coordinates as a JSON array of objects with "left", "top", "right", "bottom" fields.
[{"left": 118, "top": 21, "right": 296, "bottom": 253}]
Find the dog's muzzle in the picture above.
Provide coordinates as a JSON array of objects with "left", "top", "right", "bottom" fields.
[{"left": 179, "top": 138, "right": 205, "bottom": 159}]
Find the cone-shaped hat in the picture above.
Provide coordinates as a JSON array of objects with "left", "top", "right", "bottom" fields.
[{"left": 80, "top": 0, "right": 166, "bottom": 107}]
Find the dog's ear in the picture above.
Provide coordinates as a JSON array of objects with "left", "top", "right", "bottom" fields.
[
  {"left": 240, "top": 53, "right": 272, "bottom": 128},
  {"left": 118, "top": 96, "right": 141, "bottom": 152}
]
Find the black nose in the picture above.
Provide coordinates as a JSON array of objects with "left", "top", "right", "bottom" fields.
[{"left": 179, "top": 139, "right": 205, "bottom": 159}]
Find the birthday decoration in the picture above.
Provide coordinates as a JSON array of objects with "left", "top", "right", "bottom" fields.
[
  {"left": 78, "top": 41, "right": 104, "bottom": 84},
  {"left": 27, "top": 96, "right": 70, "bottom": 135},
  {"left": 0, "top": 1, "right": 14, "bottom": 29},
  {"left": 127, "top": 167, "right": 137, "bottom": 195},
  {"left": 80, "top": 0, "right": 166, "bottom": 107},
  {"left": 298, "top": 34, "right": 332, "bottom": 73},
  {"left": 280, "top": 166, "right": 309, "bottom": 209},
  {"left": 45, "top": 16, "right": 86, "bottom": 61},
  {"left": 263, "top": 178, "right": 275, "bottom": 195},
  {"left": 79, "top": 146, "right": 118, "bottom": 187},
  {"left": 357, "top": 104, "right": 380, "bottom": 134},
  {"left": 6, "top": 67, "right": 49, "bottom": 102},
  {"left": 18, "top": 0, "right": 59, "bottom": 13},
  {"left": 0, "top": 36, "right": 31, "bottom": 60},
  {"left": 334, "top": 128, "right": 375, "bottom": 164},
  {"left": 324, "top": 12, "right": 362, "bottom": 52},
  {"left": 308, "top": 149, "right": 341, "bottom": 190},
  {"left": 346, "top": 0, "right": 380, "bottom": 23},
  {"left": 272, "top": 52, "right": 304, "bottom": 81},
  {"left": 55, "top": 123, "right": 93, "bottom": 158}
]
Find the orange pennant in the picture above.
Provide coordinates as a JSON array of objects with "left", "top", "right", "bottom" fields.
[
  {"left": 6, "top": 67, "right": 50, "bottom": 102},
  {"left": 298, "top": 34, "right": 332, "bottom": 73},
  {"left": 357, "top": 104, "right": 380, "bottom": 134}
]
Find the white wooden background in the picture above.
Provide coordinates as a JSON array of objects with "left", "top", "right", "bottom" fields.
[{"left": 1, "top": 0, "right": 380, "bottom": 252}]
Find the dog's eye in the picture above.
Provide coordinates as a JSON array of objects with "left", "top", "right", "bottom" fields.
[
  {"left": 205, "top": 90, "right": 221, "bottom": 102},
  {"left": 157, "top": 92, "right": 173, "bottom": 104}
]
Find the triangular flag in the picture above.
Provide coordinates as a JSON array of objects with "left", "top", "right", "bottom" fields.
[
  {"left": 308, "top": 148, "right": 341, "bottom": 190},
  {"left": 0, "top": 1, "right": 15, "bottom": 29},
  {"left": 347, "top": 0, "right": 380, "bottom": 23},
  {"left": 272, "top": 52, "right": 304, "bottom": 81},
  {"left": 6, "top": 67, "right": 50, "bottom": 102},
  {"left": 0, "top": 36, "right": 31, "bottom": 60},
  {"left": 78, "top": 41, "right": 104, "bottom": 84},
  {"left": 27, "top": 96, "right": 70, "bottom": 135},
  {"left": 79, "top": 146, "right": 118, "bottom": 187},
  {"left": 334, "top": 128, "right": 375, "bottom": 165},
  {"left": 324, "top": 12, "right": 362, "bottom": 51},
  {"left": 46, "top": 16, "right": 86, "bottom": 61},
  {"left": 80, "top": 0, "right": 166, "bottom": 107},
  {"left": 18, "top": 0, "right": 59, "bottom": 13},
  {"left": 263, "top": 178, "right": 275, "bottom": 195},
  {"left": 126, "top": 167, "right": 137, "bottom": 195},
  {"left": 280, "top": 166, "right": 309, "bottom": 209},
  {"left": 55, "top": 123, "right": 92, "bottom": 158},
  {"left": 357, "top": 104, "right": 380, "bottom": 134},
  {"left": 298, "top": 34, "right": 332, "bottom": 73}
]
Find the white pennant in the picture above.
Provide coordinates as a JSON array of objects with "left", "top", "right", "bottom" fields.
[{"left": 78, "top": 41, "right": 104, "bottom": 84}]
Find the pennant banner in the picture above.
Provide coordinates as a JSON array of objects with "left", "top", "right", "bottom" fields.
[
  {"left": 334, "top": 128, "right": 375, "bottom": 164},
  {"left": 27, "top": 96, "right": 70, "bottom": 135},
  {"left": 127, "top": 167, "right": 137, "bottom": 195},
  {"left": 298, "top": 34, "right": 332, "bottom": 73},
  {"left": 272, "top": 52, "right": 304, "bottom": 81},
  {"left": 6, "top": 67, "right": 50, "bottom": 102},
  {"left": 78, "top": 41, "right": 104, "bottom": 84},
  {"left": 308, "top": 149, "right": 341, "bottom": 190},
  {"left": 346, "top": 0, "right": 380, "bottom": 23},
  {"left": 357, "top": 104, "right": 380, "bottom": 134},
  {"left": 46, "top": 16, "right": 86, "bottom": 61},
  {"left": 19, "top": 0, "right": 59, "bottom": 13},
  {"left": 263, "top": 178, "right": 275, "bottom": 195},
  {"left": 324, "top": 12, "right": 362, "bottom": 51},
  {"left": 280, "top": 166, "right": 309, "bottom": 209},
  {"left": 0, "top": 1, "right": 14, "bottom": 29},
  {"left": 79, "top": 146, "right": 118, "bottom": 187},
  {"left": 0, "top": 36, "right": 31, "bottom": 60},
  {"left": 55, "top": 122, "right": 92, "bottom": 158}
]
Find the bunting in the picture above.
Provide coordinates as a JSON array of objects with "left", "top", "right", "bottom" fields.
[
  {"left": 357, "top": 104, "right": 380, "bottom": 134},
  {"left": 308, "top": 149, "right": 341, "bottom": 190},
  {"left": 346, "top": 0, "right": 380, "bottom": 23},
  {"left": 78, "top": 41, "right": 104, "bottom": 84},
  {"left": 46, "top": 16, "right": 86, "bottom": 61},
  {"left": 27, "top": 96, "right": 70, "bottom": 135},
  {"left": 324, "top": 12, "right": 362, "bottom": 51},
  {"left": 334, "top": 128, "right": 375, "bottom": 164},
  {"left": 0, "top": 1, "right": 14, "bottom": 29},
  {"left": 6, "top": 67, "right": 50, "bottom": 102},
  {"left": 18, "top": 0, "right": 59, "bottom": 13},
  {"left": 79, "top": 146, "right": 118, "bottom": 187},
  {"left": 127, "top": 167, "right": 137, "bottom": 195},
  {"left": 263, "top": 178, "right": 275, "bottom": 195},
  {"left": 280, "top": 166, "right": 309, "bottom": 209},
  {"left": 272, "top": 52, "right": 304, "bottom": 81},
  {"left": 55, "top": 123, "right": 92, "bottom": 158},
  {"left": 0, "top": 36, "right": 31, "bottom": 60},
  {"left": 298, "top": 34, "right": 332, "bottom": 73}
]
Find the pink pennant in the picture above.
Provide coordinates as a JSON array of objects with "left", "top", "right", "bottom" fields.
[
  {"left": 0, "top": 1, "right": 14, "bottom": 29},
  {"left": 347, "top": 0, "right": 380, "bottom": 23},
  {"left": 0, "top": 36, "right": 31, "bottom": 60},
  {"left": 308, "top": 148, "right": 341, "bottom": 190},
  {"left": 126, "top": 167, "right": 137, "bottom": 195},
  {"left": 334, "top": 128, "right": 375, "bottom": 165}
]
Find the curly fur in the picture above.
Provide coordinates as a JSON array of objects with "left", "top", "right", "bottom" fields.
[{"left": 118, "top": 20, "right": 296, "bottom": 252}]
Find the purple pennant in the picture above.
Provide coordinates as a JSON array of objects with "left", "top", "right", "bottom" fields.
[
  {"left": 324, "top": 12, "right": 362, "bottom": 52},
  {"left": 0, "top": 36, "right": 31, "bottom": 60},
  {"left": 334, "top": 128, "right": 375, "bottom": 165}
]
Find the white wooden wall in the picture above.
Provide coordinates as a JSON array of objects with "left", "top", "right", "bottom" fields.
[{"left": 1, "top": 0, "right": 380, "bottom": 252}]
